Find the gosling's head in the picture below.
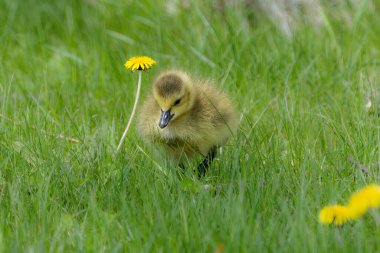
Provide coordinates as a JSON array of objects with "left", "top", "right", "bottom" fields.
[{"left": 152, "top": 71, "right": 195, "bottom": 129}]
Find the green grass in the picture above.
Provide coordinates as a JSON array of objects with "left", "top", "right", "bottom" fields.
[{"left": 1, "top": 0, "right": 380, "bottom": 252}]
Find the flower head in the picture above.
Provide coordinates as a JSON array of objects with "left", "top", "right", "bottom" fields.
[
  {"left": 347, "top": 184, "right": 380, "bottom": 219},
  {"left": 319, "top": 205, "right": 351, "bottom": 225},
  {"left": 318, "top": 184, "right": 380, "bottom": 226},
  {"left": 124, "top": 56, "right": 156, "bottom": 72}
]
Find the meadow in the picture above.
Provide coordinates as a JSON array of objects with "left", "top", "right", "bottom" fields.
[{"left": 0, "top": 0, "right": 380, "bottom": 252}]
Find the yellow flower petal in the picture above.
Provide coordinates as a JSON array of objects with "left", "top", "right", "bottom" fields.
[
  {"left": 347, "top": 184, "right": 380, "bottom": 219},
  {"left": 319, "top": 205, "right": 350, "bottom": 225},
  {"left": 124, "top": 56, "right": 156, "bottom": 72}
]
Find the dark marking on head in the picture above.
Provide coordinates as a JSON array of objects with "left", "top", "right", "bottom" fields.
[{"left": 155, "top": 74, "right": 183, "bottom": 98}]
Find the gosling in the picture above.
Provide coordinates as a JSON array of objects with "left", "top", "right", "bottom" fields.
[{"left": 138, "top": 70, "right": 239, "bottom": 177}]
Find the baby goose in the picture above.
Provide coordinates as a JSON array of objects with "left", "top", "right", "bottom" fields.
[{"left": 138, "top": 70, "right": 239, "bottom": 176}]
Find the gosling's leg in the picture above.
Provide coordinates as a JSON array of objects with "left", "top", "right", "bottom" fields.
[{"left": 197, "top": 146, "right": 217, "bottom": 178}]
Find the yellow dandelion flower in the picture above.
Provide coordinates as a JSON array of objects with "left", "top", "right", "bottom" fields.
[
  {"left": 347, "top": 184, "right": 380, "bottom": 219},
  {"left": 318, "top": 184, "right": 380, "bottom": 226},
  {"left": 116, "top": 55, "right": 157, "bottom": 152},
  {"left": 124, "top": 56, "right": 156, "bottom": 71},
  {"left": 319, "top": 205, "right": 351, "bottom": 225}
]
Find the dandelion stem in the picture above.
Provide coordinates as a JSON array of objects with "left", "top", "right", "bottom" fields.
[{"left": 116, "top": 71, "right": 142, "bottom": 152}]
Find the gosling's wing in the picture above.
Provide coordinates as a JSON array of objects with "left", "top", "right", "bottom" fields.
[{"left": 198, "top": 82, "right": 239, "bottom": 133}]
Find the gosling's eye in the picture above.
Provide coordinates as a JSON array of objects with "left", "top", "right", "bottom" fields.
[{"left": 174, "top": 99, "right": 181, "bottom": 106}]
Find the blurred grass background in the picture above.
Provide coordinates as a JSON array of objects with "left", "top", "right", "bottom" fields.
[{"left": 0, "top": 0, "right": 380, "bottom": 252}]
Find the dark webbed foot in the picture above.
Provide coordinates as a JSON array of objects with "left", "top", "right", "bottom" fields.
[{"left": 197, "top": 147, "right": 217, "bottom": 178}]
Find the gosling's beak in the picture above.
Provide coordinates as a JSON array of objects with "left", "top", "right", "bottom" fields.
[{"left": 159, "top": 109, "right": 174, "bottom": 129}]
